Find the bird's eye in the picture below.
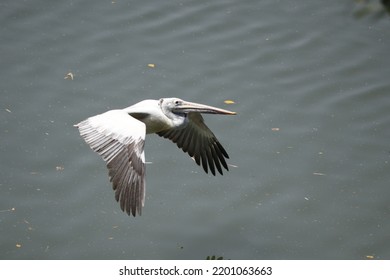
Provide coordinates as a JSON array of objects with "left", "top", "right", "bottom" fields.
[{"left": 174, "top": 100, "right": 181, "bottom": 106}]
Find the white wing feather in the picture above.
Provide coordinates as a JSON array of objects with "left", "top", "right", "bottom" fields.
[{"left": 75, "top": 110, "right": 146, "bottom": 216}]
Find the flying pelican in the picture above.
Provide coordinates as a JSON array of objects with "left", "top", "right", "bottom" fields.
[{"left": 75, "top": 97, "right": 236, "bottom": 216}]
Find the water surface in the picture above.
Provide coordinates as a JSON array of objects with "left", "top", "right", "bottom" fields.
[{"left": 1, "top": 0, "right": 389, "bottom": 259}]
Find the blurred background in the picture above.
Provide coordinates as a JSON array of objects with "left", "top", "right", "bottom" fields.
[{"left": 1, "top": 0, "right": 389, "bottom": 259}]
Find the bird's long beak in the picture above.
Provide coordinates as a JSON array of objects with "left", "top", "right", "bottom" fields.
[{"left": 175, "top": 101, "right": 237, "bottom": 115}]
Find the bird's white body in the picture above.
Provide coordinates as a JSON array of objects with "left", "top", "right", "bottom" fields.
[
  {"left": 75, "top": 97, "right": 236, "bottom": 216},
  {"left": 125, "top": 99, "right": 185, "bottom": 134}
]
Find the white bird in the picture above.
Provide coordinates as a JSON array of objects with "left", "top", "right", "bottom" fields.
[{"left": 75, "top": 97, "right": 236, "bottom": 216}]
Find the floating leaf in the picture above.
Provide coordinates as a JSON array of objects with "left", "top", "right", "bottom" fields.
[{"left": 224, "top": 100, "right": 235, "bottom": 104}]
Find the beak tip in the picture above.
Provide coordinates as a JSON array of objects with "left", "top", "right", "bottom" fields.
[{"left": 219, "top": 109, "right": 237, "bottom": 115}]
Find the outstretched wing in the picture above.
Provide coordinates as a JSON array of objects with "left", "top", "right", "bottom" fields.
[
  {"left": 157, "top": 112, "right": 229, "bottom": 175},
  {"left": 75, "top": 110, "right": 146, "bottom": 217}
]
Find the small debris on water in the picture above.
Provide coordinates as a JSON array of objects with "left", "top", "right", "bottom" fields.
[
  {"left": 64, "top": 72, "right": 74, "bottom": 80},
  {"left": 0, "top": 207, "right": 15, "bottom": 213},
  {"left": 56, "top": 166, "right": 65, "bottom": 171}
]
